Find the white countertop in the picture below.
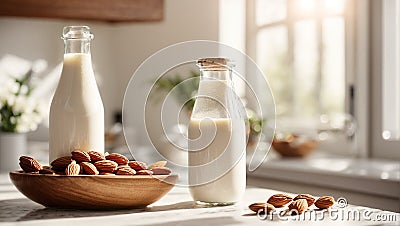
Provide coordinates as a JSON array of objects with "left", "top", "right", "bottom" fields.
[
  {"left": 0, "top": 174, "right": 398, "bottom": 226},
  {"left": 247, "top": 152, "right": 400, "bottom": 198}
]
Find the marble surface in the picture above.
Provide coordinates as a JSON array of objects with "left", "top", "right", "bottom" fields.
[
  {"left": 248, "top": 152, "right": 400, "bottom": 199},
  {"left": 0, "top": 174, "right": 399, "bottom": 226}
]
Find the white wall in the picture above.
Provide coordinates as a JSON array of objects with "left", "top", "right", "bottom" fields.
[
  {"left": 113, "top": 0, "right": 219, "bottom": 147},
  {"left": 0, "top": 0, "right": 219, "bottom": 143}
]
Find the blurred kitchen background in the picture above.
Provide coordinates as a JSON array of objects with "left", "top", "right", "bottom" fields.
[{"left": 0, "top": 0, "right": 399, "bottom": 212}]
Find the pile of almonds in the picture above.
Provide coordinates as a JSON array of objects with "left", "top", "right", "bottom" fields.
[
  {"left": 249, "top": 193, "right": 335, "bottom": 215},
  {"left": 18, "top": 150, "right": 172, "bottom": 176}
]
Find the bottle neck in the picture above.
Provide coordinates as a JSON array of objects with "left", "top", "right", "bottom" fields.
[
  {"left": 64, "top": 39, "right": 91, "bottom": 54},
  {"left": 200, "top": 69, "right": 232, "bottom": 82}
]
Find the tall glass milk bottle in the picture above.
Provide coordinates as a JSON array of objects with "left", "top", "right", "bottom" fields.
[
  {"left": 188, "top": 58, "right": 246, "bottom": 205},
  {"left": 49, "top": 26, "right": 104, "bottom": 162}
]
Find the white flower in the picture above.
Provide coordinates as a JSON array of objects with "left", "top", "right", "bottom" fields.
[
  {"left": 30, "top": 113, "right": 43, "bottom": 124},
  {"left": 29, "top": 123, "right": 38, "bottom": 131},
  {"left": 22, "top": 98, "right": 36, "bottom": 114},
  {"left": 16, "top": 124, "right": 29, "bottom": 133},
  {"left": 16, "top": 115, "right": 32, "bottom": 133},
  {"left": 18, "top": 114, "right": 30, "bottom": 125},
  {"left": 34, "top": 101, "right": 47, "bottom": 117},
  {"left": 0, "top": 68, "right": 47, "bottom": 132},
  {"left": 0, "top": 87, "right": 8, "bottom": 99},
  {"left": 5, "top": 79, "right": 19, "bottom": 94},
  {"left": 17, "top": 111, "right": 42, "bottom": 133},
  {"left": 20, "top": 85, "right": 29, "bottom": 95},
  {"left": 10, "top": 116, "right": 16, "bottom": 124},
  {"left": 6, "top": 95, "right": 16, "bottom": 106},
  {"left": 13, "top": 95, "right": 28, "bottom": 113}
]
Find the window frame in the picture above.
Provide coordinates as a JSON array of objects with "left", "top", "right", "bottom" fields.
[
  {"left": 369, "top": 0, "right": 400, "bottom": 160},
  {"left": 245, "top": 0, "right": 370, "bottom": 157}
]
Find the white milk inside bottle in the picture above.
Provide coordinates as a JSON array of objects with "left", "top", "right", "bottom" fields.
[
  {"left": 188, "top": 58, "right": 246, "bottom": 205},
  {"left": 49, "top": 26, "right": 104, "bottom": 162}
]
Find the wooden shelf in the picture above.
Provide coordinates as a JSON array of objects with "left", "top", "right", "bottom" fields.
[{"left": 0, "top": 0, "right": 163, "bottom": 22}]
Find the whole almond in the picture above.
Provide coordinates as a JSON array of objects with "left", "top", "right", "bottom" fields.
[
  {"left": 105, "top": 153, "right": 129, "bottom": 165},
  {"left": 249, "top": 203, "right": 275, "bottom": 214},
  {"left": 65, "top": 161, "right": 80, "bottom": 176},
  {"left": 128, "top": 161, "right": 147, "bottom": 171},
  {"left": 116, "top": 165, "right": 130, "bottom": 171},
  {"left": 39, "top": 168, "right": 55, "bottom": 175},
  {"left": 267, "top": 194, "right": 293, "bottom": 207},
  {"left": 288, "top": 199, "right": 308, "bottom": 214},
  {"left": 80, "top": 162, "right": 99, "bottom": 175},
  {"left": 94, "top": 160, "right": 118, "bottom": 172},
  {"left": 149, "top": 161, "right": 167, "bottom": 169},
  {"left": 116, "top": 166, "right": 136, "bottom": 175},
  {"left": 71, "top": 150, "right": 91, "bottom": 162},
  {"left": 88, "top": 150, "right": 105, "bottom": 162},
  {"left": 294, "top": 194, "right": 315, "bottom": 206},
  {"left": 100, "top": 172, "right": 115, "bottom": 175},
  {"left": 136, "top": 170, "right": 154, "bottom": 175},
  {"left": 19, "top": 156, "right": 42, "bottom": 172},
  {"left": 315, "top": 196, "right": 335, "bottom": 209},
  {"left": 151, "top": 166, "right": 171, "bottom": 175},
  {"left": 51, "top": 156, "right": 73, "bottom": 171}
]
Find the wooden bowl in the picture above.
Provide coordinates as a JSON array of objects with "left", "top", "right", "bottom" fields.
[
  {"left": 272, "top": 138, "right": 319, "bottom": 157},
  {"left": 9, "top": 171, "right": 178, "bottom": 210}
]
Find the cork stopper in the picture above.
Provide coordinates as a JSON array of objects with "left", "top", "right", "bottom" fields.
[{"left": 197, "top": 58, "right": 229, "bottom": 67}]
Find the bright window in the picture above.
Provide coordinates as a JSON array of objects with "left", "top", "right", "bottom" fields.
[
  {"left": 251, "top": 0, "right": 347, "bottom": 118},
  {"left": 245, "top": 0, "right": 356, "bottom": 155}
]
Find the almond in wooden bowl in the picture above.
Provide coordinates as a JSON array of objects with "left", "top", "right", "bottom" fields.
[
  {"left": 9, "top": 171, "right": 178, "bottom": 210},
  {"left": 272, "top": 134, "right": 319, "bottom": 157}
]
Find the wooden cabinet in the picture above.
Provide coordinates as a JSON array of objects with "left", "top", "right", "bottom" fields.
[{"left": 0, "top": 0, "right": 163, "bottom": 22}]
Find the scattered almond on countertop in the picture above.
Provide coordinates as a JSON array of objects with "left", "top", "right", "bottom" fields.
[
  {"left": 293, "top": 194, "right": 315, "bottom": 206},
  {"left": 249, "top": 193, "right": 336, "bottom": 217},
  {"left": 267, "top": 194, "right": 293, "bottom": 207},
  {"left": 315, "top": 196, "right": 335, "bottom": 209},
  {"left": 288, "top": 199, "right": 308, "bottom": 214},
  {"left": 248, "top": 202, "right": 275, "bottom": 214}
]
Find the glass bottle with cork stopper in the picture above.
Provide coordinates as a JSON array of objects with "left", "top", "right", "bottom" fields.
[{"left": 188, "top": 57, "right": 246, "bottom": 206}]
